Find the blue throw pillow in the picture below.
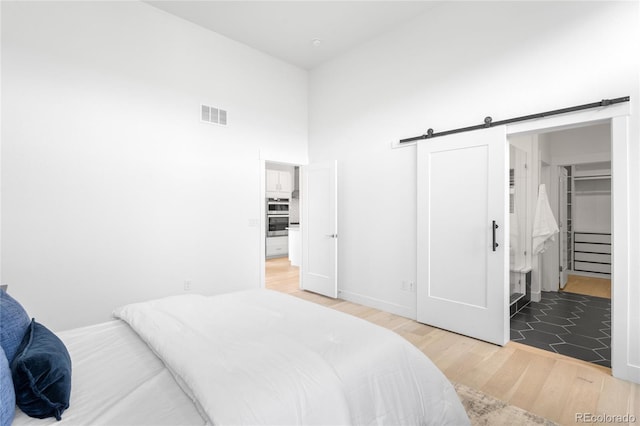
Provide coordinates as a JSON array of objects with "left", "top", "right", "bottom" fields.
[
  {"left": 0, "top": 346, "right": 16, "bottom": 426},
  {"left": 0, "top": 289, "right": 31, "bottom": 363},
  {"left": 11, "top": 320, "right": 72, "bottom": 420}
]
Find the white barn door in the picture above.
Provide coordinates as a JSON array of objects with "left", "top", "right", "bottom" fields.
[{"left": 417, "top": 126, "right": 509, "bottom": 346}]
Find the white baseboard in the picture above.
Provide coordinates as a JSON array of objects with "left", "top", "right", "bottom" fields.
[
  {"left": 337, "top": 290, "right": 415, "bottom": 320},
  {"left": 612, "top": 362, "right": 640, "bottom": 384},
  {"left": 531, "top": 290, "right": 542, "bottom": 302}
]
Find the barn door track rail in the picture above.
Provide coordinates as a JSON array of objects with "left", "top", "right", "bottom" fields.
[{"left": 399, "top": 96, "right": 630, "bottom": 144}]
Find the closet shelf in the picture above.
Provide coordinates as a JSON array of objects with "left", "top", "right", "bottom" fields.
[
  {"left": 575, "top": 190, "right": 611, "bottom": 195},
  {"left": 573, "top": 175, "right": 611, "bottom": 181}
]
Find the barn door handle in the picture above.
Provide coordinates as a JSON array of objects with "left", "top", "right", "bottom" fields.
[{"left": 492, "top": 221, "right": 499, "bottom": 251}]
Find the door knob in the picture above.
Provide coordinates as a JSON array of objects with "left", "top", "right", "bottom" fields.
[{"left": 325, "top": 234, "right": 337, "bottom": 238}]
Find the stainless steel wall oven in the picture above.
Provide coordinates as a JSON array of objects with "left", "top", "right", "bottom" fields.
[
  {"left": 267, "top": 198, "right": 289, "bottom": 237},
  {"left": 267, "top": 198, "right": 289, "bottom": 215},
  {"left": 267, "top": 215, "right": 289, "bottom": 237}
]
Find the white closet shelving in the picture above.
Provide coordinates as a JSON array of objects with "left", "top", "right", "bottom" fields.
[
  {"left": 570, "top": 162, "right": 611, "bottom": 276},
  {"left": 573, "top": 162, "right": 611, "bottom": 194}
]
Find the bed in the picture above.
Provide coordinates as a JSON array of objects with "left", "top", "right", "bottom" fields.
[{"left": 10, "top": 289, "right": 469, "bottom": 425}]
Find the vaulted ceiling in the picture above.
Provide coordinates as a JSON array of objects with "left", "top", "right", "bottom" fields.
[{"left": 147, "top": 1, "right": 441, "bottom": 69}]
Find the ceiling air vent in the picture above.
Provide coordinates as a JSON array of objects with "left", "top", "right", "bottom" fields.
[{"left": 201, "top": 104, "right": 228, "bottom": 126}]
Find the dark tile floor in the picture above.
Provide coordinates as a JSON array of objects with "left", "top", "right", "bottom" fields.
[{"left": 510, "top": 291, "right": 611, "bottom": 367}]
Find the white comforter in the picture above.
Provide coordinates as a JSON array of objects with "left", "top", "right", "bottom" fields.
[{"left": 114, "top": 290, "right": 468, "bottom": 425}]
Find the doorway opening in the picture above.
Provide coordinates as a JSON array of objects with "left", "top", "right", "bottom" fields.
[
  {"left": 264, "top": 161, "right": 301, "bottom": 293},
  {"left": 509, "top": 122, "right": 612, "bottom": 368}
]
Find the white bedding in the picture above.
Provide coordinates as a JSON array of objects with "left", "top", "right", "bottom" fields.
[
  {"left": 12, "top": 321, "right": 206, "bottom": 425},
  {"left": 114, "top": 289, "right": 468, "bottom": 425}
]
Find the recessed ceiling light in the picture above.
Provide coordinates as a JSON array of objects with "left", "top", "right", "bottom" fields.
[{"left": 312, "top": 38, "right": 322, "bottom": 47}]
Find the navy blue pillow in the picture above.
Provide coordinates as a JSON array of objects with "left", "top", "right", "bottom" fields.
[
  {"left": 0, "top": 346, "right": 16, "bottom": 426},
  {"left": 0, "top": 288, "right": 31, "bottom": 363},
  {"left": 11, "top": 320, "right": 72, "bottom": 421}
]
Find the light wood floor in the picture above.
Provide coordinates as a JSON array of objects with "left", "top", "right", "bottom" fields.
[
  {"left": 562, "top": 274, "right": 612, "bottom": 299},
  {"left": 265, "top": 257, "right": 639, "bottom": 425},
  {"left": 265, "top": 256, "right": 301, "bottom": 294}
]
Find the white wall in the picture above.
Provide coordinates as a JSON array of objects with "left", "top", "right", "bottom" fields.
[
  {"left": 1, "top": 1, "right": 308, "bottom": 330},
  {"left": 547, "top": 124, "right": 611, "bottom": 165},
  {"left": 308, "top": 1, "right": 640, "bottom": 380}
]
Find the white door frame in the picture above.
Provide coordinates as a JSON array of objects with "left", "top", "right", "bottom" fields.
[
  {"left": 505, "top": 102, "right": 632, "bottom": 381},
  {"left": 259, "top": 159, "right": 267, "bottom": 289},
  {"left": 558, "top": 166, "right": 569, "bottom": 289},
  {"left": 259, "top": 158, "right": 339, "bottom": 299},
  {"left": 259, "top": 158, "right": 302, "bottom": 290}
]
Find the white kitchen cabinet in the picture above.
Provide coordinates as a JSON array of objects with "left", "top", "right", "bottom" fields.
[
  {"left": 266, "top": 236, "right": 288, "bottom": 258},
  {"left": 288, "top": 227, "right": 301, "bottom": 266},
  {"left": 266, "top": 170, "right": 292, "bottom": 199}
]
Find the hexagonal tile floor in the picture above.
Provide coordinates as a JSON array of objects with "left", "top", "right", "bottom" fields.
[{"left": 510, "top": 291, "right": 611, "bottom": 367}]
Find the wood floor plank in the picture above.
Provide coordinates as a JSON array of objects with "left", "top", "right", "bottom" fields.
[
  {"left": 458, "top": 343, "right": 516, "bottom": 391},
  {"left": 508, "top": 355, "right": 557, "bottom": 412},
  {"left": 597, "top": 376, "right": 632, "bottom": 421},
  {"left": 361, "top": 310, "right": 412, "bottom": 331},
  {"left": 332, "top": 301, "right": 378, "bottom": 319},
  {"left": 481, "top": 349, "right": 534, "bottom": 403},
  {"left": 562, "top": 274, "right": 611, "bottom": 299},
  {"left": 531, "top": 362, "right": 579, "bottom": 422},
  {"left": 558, "top": 365, "right": 605, "bottom": 425},
  {"left": 442, "top": 345, "right": 491, "bottom": 384}
]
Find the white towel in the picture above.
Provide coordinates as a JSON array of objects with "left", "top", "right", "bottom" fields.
[{"left": 532, "top": 184, "right": 559, "bottom": 255}]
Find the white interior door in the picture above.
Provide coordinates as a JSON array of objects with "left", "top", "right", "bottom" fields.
[
  {"left": 301, "top": 160, "right": 338, "bottom": 298},
  {"left": 417, "top": 126, "right": 509, "bottom": 346},
  {"left": 559, "top": 167, "right": 569, "bottom": 288}
]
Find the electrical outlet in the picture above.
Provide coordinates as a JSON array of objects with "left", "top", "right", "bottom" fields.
[
  {"left": 184, "top": 280, "right": 191, "bottom": 291},
  {"left": 402, "top": 280, "right": 416, "bottom": 292}
]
